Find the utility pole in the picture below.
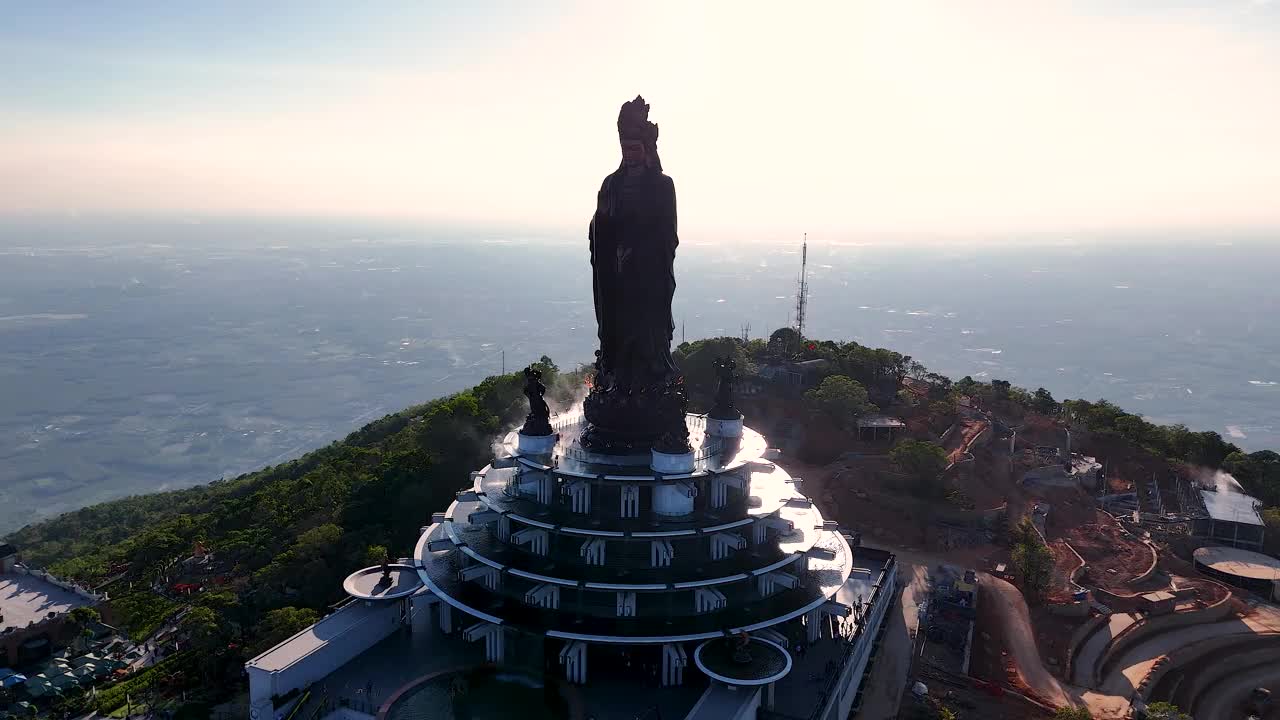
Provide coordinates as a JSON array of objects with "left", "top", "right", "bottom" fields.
[
  {"left": 501, "top": 349, "right": 505, "bottom": 375},
  {"left": 681, "top": 319, "right": 685, "bottom": 345},
  {"left": 741, "top": 322, "right": 751, "bottom": 343}
]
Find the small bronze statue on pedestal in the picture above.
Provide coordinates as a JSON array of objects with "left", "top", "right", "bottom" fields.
[
  {"left": 521, "top": 366, "right": 554, "bottom": 436},
  {"left": 710, "top": 356, "right": 740, "bottom": 420}
]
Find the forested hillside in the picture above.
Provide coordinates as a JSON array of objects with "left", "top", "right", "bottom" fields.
[
  {"left": 10, "top": 359, "right": 570, "bottom": 618},
  {"left": 6, "top": 333, "right": 1278, "bottom": 715}
]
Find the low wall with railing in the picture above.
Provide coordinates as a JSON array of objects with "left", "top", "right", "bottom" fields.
[{"left": 12, "top": 563, "right": 107, "bottom": 603}]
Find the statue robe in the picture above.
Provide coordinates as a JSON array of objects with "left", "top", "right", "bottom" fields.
[{"left": 588, "top": 167, "right": 680, "bottom": 390}]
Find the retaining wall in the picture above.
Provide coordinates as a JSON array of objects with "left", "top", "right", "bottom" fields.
[
  {"left": 1139, "top": 634, "right": 1280, "bottom": 704},
  {"left": 1064, "top": 614, "right": 1111, "bottom": 683},
  {"left": 1127, "top": 540, "right": 1161, "bottom": 586},
  {"left": 1096, "top": 591, "right": 1234, "bottom": 682}
]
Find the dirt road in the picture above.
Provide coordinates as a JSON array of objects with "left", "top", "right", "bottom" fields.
[{"left": 978, "top": 573, "right": 1072, "bottom": 707}]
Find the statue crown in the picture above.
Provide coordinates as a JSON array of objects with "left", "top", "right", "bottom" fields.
[{"left": 618, "top": 95, "right": 659, "bottom": 143}]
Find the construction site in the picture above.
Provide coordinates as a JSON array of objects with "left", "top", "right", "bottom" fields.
[{"left": 748, "top": 378, "right": 1280, "bottom": 719}]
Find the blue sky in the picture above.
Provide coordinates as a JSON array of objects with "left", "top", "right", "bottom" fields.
[{"left": 3, "top": 1, "right": 1278, "bottom": 238}]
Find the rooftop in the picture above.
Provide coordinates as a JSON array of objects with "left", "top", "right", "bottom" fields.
[
  {"left": 247, "top": 600, "right": 390, "bottom": 673},
  {"left": 1194, "top": 545, "right": 1280, "bottom": 581},
  {"left": 857, "top": 416, "right": 906, "bottom": 429},
  {"left": 1199, "top": 489, "right": 1264, "bottom": 526},
  {"left": 0, "top": 573, "right": 93, "bottom": 633}
]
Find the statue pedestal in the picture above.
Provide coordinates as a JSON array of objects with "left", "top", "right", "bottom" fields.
[
  {"left": 653, "top": 483, "right": 695, "bottom": 516},
  {"left": 651, "top": 448, "right": 694, "bottom": 474},
  {"left": 651, "top": 448, "right": 696, "bottom": 515},
  {"left": 517, "top": 432, "right": 556, "bottom": 455},
  {"left": 707, "top": 413, "right": 744, "bottom": 438}
]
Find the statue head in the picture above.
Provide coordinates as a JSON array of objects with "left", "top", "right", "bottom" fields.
[{"left": 617, "top": 95, "right": 661, "bottom": 171}]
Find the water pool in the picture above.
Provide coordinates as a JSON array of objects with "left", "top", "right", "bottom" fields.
[{"left": 383, "top": 668, "right": 568, "bottom": 720}]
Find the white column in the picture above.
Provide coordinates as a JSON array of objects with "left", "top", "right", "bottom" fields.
[
  {"left": 710, "top": 532, "right": 747, "bottom": 561},
  {"left": 693, "top": 587, "right": 727, "bottom": 613},
  {"left": 580, "top": 538, "right": 607, "bottom": 566},
  {"left": 661, "top": 643, "right": 687, "bottom": 687},
  {"left": 469, "top": 509, "right": 501, "bottom": 526},
  {"left": 559, "top": 641, "right": 588, "bottom": 685},
  {"left": 464, "top": 622, "right": 505, "bottom": 664},
  {"left": 621, "top": 485, "right": 640, "bottom": 518},
  {"left": 755, "top": 516, "right": 794, "bottom": 545},
  {"left": 511, "top": 527, "right": 549, "bottom": 556},
  {"left": 756, "top": 571, "right": 798, "bottom": 598},
  {"left": 524, "top": 584, "right": 561, "bottom": 609},
  {"left": 566, "top": 480, "right": 591, "bottom": 514},
  {"left": 460, "top": 564, "right": 502, "bottom": 590},
  {"left": 411, "top": 591, "right": 439, "bottom": 634},
  {"left": 804, "top": 608, "right": 822, "bottom": 643},
  {"left": 616, "top": 591, "right": 637, "bottom": 617},
  {"left": 650, "top": 539, "right": 674, "bottom": 568},
  {"left": 711, "top": 472, "right": 746, "bottom": 509}
]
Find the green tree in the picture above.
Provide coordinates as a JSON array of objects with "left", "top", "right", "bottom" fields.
[
  {"left": 953, "top": 375, "right": 981, "bottom": 397},
  {"left": 1142, "top": 701, "right": 1191, "bottom": 720},
  {"left": 1011, "top": 528, "right": 1053, "bottom": 604},
  {"left": 906, "top": 359, "right": 929, "bottom": 381},
  {"left": 1054, "top": 706, "right": 1094, "bottom": 720},
  {"left": 890, "top": 440, "right": 949, "bottom": 496},
  {"left": 768, "top": 327, "right": 801, "bottom": 357},
  {"left": 928, "top": 400, "right": 955, "bottom": 428},
  {"left": 674, "top": 337, "right": 750, "bottom": 401},
  {"left": 1225, "top": 450, "right": 1280, "bottom": 506},
  {"left": 924, "top": 373, "right": 953, "bottom": 401},
  {"left": 180, "top": 606, "right": 225, "bottom": 652},
  {"left": 363, "top": 544, "right": 390, "bottom": 566},
  {"left": 1032, "top": 388, "right": 1060, "bottom": 415},
  {"left": 68, "top": 606, "right": 100, "bottom": 651},
  {"left": 804, "top": 375, "right": 875, "bottom": 428},
  {"left": 249, "top": 606, "right": 320, "bottom": 655}
]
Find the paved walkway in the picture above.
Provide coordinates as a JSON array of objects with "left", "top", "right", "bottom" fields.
[
  {"left": 1070, "top": 613, "right": 1136, "bottom": 686},
  {"left": 857, "top": 563, "right": 927, "bottom": 720}
]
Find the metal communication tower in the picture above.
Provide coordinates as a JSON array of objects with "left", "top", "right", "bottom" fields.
[{"left": 794, "top": 233, "right": 809, "bottom": 354}]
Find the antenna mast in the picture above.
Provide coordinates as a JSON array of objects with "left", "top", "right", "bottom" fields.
[{"left": 794, "top": 233, "right": 809, "bottom": 354}]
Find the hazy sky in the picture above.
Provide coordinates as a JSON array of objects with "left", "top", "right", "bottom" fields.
[{"left": 3, "top": 1, "right": 1278, "bottom": 238}]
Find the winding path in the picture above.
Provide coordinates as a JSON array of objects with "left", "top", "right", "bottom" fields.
[{"left": 978, "top": 573, "right": 1072, "bottom": 707}]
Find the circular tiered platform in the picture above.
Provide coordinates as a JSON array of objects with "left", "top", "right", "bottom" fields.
[
  {"left": 344, "top": 564, "right": 424, "bottom": 601},
  {"left": 413, "top": 413, "right": 855, "bottom": 644}
]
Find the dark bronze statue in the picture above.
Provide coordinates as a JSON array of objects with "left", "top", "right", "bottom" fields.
[
  {"left": 582, "top": 96, "right": 689, "bottom": 454},
  {"left": 709, "top": 356, "right": 740, "bottom": 420},
  {"left": 377, "top": 553, "right": 392, "bottom": 588},
  {"left": 521, "top": 366, "right": 553, "bottom": 436}
]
